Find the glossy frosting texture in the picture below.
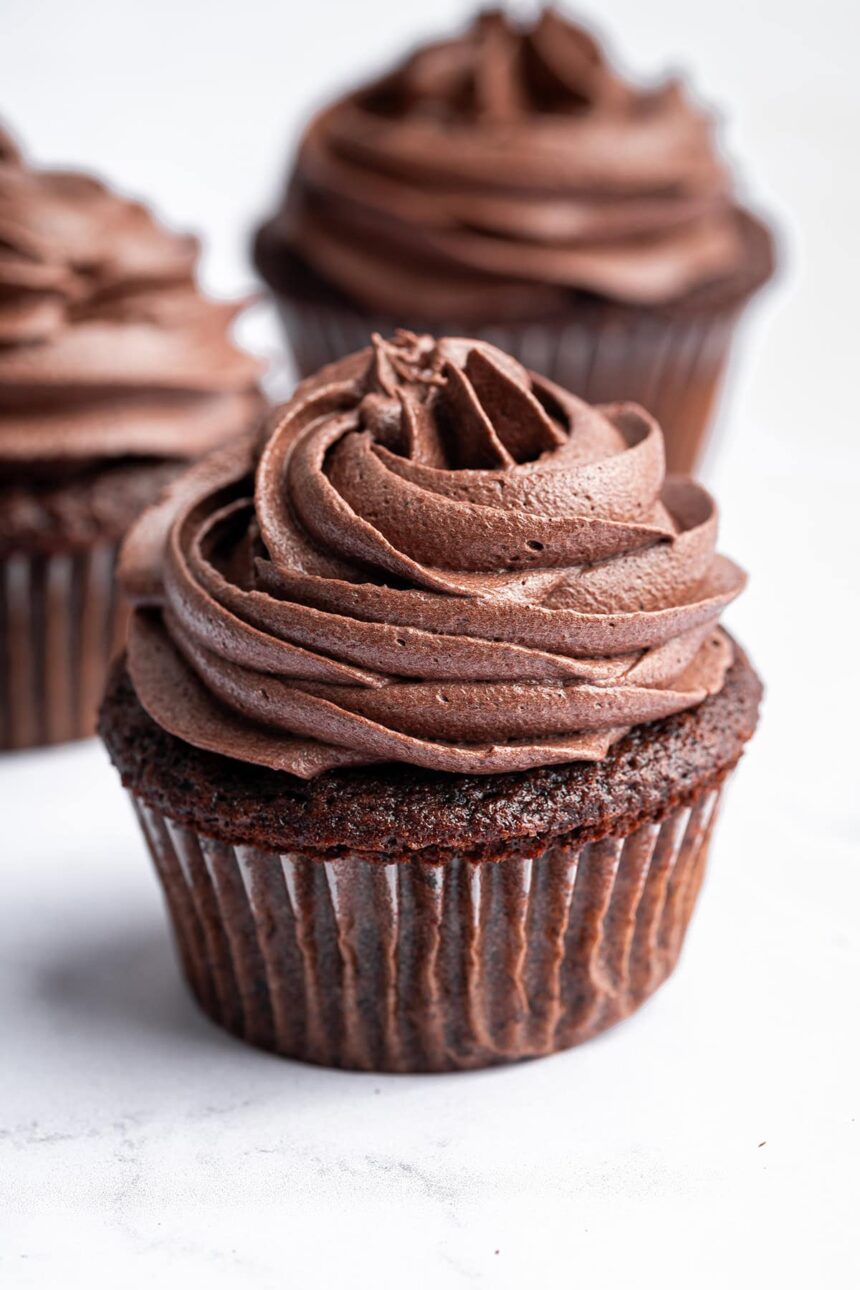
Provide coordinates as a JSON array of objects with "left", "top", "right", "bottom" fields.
[
  {"left": 257, "top": 8, "right": 752, "bottom": 318},
  {"left": 121, "top": 332, "right": 745, "bottom": 777},
  {"left": 0, "top": 123, "right": 262, "bottom": 473}
]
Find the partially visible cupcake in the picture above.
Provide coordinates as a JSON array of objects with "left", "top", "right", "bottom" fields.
[
  {"left": 0, "top": 124, "right": 263, "bottom": 750},
  {"left": 101, "top": 330, "right": 761, "bottom": 1072},
  {"left": 255, "top": 7, "right": 775, "bottom": 474}
]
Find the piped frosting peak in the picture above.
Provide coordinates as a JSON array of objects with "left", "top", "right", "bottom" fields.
[{"left": 121, "top": 332, "right": 745, "bottom": 778}]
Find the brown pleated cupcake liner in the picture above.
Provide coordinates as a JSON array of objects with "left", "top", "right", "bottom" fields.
[
  {"left": 276, "top": 297, "right": 741, "bottom": 475},
  {"left": 0, "top": 541, "right": 127, "bottom": 751},
  {"left": 132, "top": 783, "right": 724, "bottom": 1072}
]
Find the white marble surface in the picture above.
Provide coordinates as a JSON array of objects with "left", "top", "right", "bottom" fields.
[{"left": 1, "top": 0, "right": 858, "bottom": 1285}]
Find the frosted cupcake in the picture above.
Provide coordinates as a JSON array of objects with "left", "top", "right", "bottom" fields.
[
  {"left": 255, "top": 8, "right": 774, "bottom": 473},
  {"left": 101, "top": 331, "right": 762, "bottom": 1071},
  {"left": 0, "top": 124, "right": 262, "bottom": 749}
]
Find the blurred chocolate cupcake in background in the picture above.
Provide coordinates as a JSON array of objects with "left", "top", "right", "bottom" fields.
[
  {"left": 0, "top": 123, "right": 263, "bottom": 751},
  {"left": 254, "top": 7, "right": 775, "bottom": 474}
]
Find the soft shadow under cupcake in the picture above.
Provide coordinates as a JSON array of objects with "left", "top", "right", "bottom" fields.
[{"left": 35, "top": 918, "right": 222, "bottom": 1053}]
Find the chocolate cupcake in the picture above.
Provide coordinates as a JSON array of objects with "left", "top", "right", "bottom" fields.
[
  {"left": 255, "top": 8, "right": 775, "bottom": 474},
  {"left": 101, "top": 331, "right": 761, "bottom": 1071},
  {"left": 0, "top": 124, "right": 263, "bottom": 750}
]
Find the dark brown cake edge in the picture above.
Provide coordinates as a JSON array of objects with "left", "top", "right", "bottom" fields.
[
  {"left": 0, "top": 459, "right": 186, "bottom": 556},
  {"left": 99, "top": 642, "right": 762, "bottom": 861}
]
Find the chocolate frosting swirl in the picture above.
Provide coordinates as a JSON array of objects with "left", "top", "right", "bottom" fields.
[
  {"left": 256, "top": 8, "right": 758, "bottom": 318},
  {"left": 0, "top": 123, "right": 262, "bottom": 476},
  {"left": 121, "top": 332, "right": 745, "bottom": 778}
]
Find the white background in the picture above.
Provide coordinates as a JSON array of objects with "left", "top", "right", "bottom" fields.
[{"left": 1, "top": 1, "right": 858, "bottom": 1286}]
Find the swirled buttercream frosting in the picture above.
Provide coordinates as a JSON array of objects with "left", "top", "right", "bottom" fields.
[
  {"left": 256, "top": 8, "right": 761, "bottom": 318},
  {"left": 0, "top": 123, "right": 262, "bottom": 475},
  {"left": 121, "top": 331, "right": 746, "bottom": 778}
]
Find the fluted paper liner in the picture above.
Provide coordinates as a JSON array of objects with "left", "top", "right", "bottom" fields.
[
  {"left": 0, "top": 541, "right": 127, "bottom": 751},
  {"left": 276, "top": 297, "right": 740, "bottom": 476},
  {"left": 131, "top": 784, "right": 723, "bottom": 1071}
]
